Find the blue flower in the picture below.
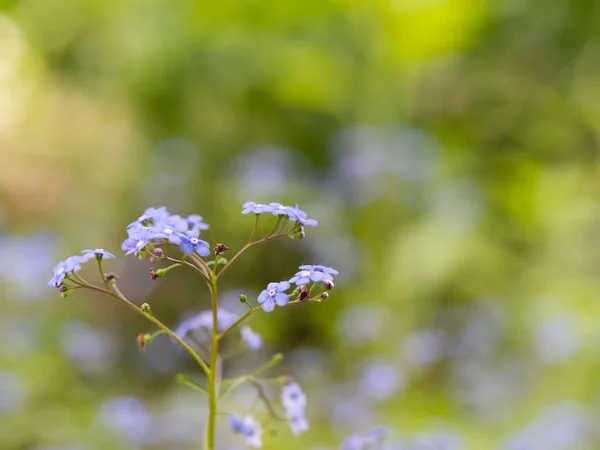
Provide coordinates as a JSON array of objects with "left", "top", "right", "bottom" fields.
[
  {"left": 121, "top": 228, "right": 165, "bottom": 255},
  {"left": 186, "top": 214, "right": 209, "bottom": 231},
  {"left": 229, "top": 414, "right": 263, "bottom": 448},
  {"left": 240, "top": 325, "right": 263, "bottom": 351},
  {"left": 339, "top": 427, "right": 388, "bottom": 450},
  {"left": 257, "top": 281, "right": 290, "bottom": 312},
  {"left": 242, "top": 202, "right": 273, "bottom": 215},
  {"left": 289, "top": 265, "right": 337, "bottom": 286},
  {"left": 153, "top": 225, "right": 183, "bottom": 244},
  {"left": 179, "top": 231, "right": 210, "bottom": 256},
  {"left": 286, "top": 205, "right": 318, "bottom": 227},
  {"left": 269, "top": 202, "right": 289, "bottom": 216},
  {"left": 298, "top": 264, "right": 339, "bottom": 276},
  {"left": 48, "top": 255, "right": 88, "bottom": 287},
  {"left": 127, "top": 206, "right": 169, "bottom": 229},
  {"left": 81, "top": 249, "right": 116, "bottom": 260},
  {"left": 281, "top": 381, "right": 309, "bottom": 435},
  {"left": 165, "top": 215, "right": 189, "bottom": 232}
]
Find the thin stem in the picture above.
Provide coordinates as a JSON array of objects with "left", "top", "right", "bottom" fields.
[
  {"left": 165, "top": 256, "right": 210, "bottom": 282},
  {"left": 177, "top": 374, "right": 209, "bottom": 397},
  {"left": 207, "top": 276, "right": 219, "bottom": 450},
  {"left": 82, "top": 282, "right": 211, "bottom": 375},
  {"left": 248, "top": 214, "right": 260, "bottom": 243},
  {"left": 218, "top": 307, "right": 262, "bottom": 341},
  {"left": 96, "top": 258, "right": 111, "bottom": 292},
  {"left": 218, "top": 353, "right": 283, "bottom": 403},
  {"left": 248, "top": 378, "right": 286, "bottom": 421},
  {"left": 217, "top": 233, "right": 287, "bottom": 280}
]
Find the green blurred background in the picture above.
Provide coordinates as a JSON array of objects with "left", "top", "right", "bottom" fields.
[{"left": 2, "top": 0, "right": 600, "bottom": 449}]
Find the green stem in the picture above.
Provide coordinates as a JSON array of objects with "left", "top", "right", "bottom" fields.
[
  {"left": 248, "top": 214, "right": 260, "bottom": 243},
  {"left": 218, "top": 307, "right": 262, "bottom": 341},
  {"left": 217, "top": 233, "right": 287, "bottom": 280},
  {"left": 218, "top": 353, "right": 283, "bottom": 403},
  {"left": 96, "top": 258, "right": 111, "bottom": 292},
  {"left": 207, "top": 276, "right": 219, "bottom": 450},
  {"left": 81, "top": 282, "right": 211, "bottom": 375},
  {"left": 177, "top": 374, "right": 209, "bottom": 397}
]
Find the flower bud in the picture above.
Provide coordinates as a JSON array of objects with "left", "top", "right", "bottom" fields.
[
  {"left": 323, "top": 280, "right": 334, "bottom": 290},
  {"left": 239, "top": 294, "right": 248, "bottom": 304},
  {"left": 141, "top": 303, "right": 152, "bottom": 315},
  {"left": 136, "top": 333, "right": 148, "bottom": 352},
  {"left": 321, "top": 291, "right": 329, "bottom": 300},
  {"left": 153, "top": 248, "right": 163, "bottom": 257}
]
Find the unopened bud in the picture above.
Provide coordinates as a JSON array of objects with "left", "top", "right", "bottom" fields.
[
  {"left": 141, "top": 303, "right": 152, "bottom": 315},
  {"left": 153, "top": 248, "right": 163, "bottom": 257},
  {"left": 239, "top": 294, "right": 248, "bottom": 304},
  {"left": 136, "top": 333, "right": 148, "bottom": 352},
  {"left": 323, "top": 279, "right": 334, "bottom": 290},
  {"left": 272, "top": 353, "right": 284, "bottom": 363},
  {"left": 59, "top": 285, "right": 68, "bottom": 293},
  {"left": 105, "top": 273, "right": 118, "bottom": 282},
  {"left": 321, "top": 291, "right": 329, "bottom": 300},
  {"left": 288, "top": 225, "right": 306, "bottom": 240}
]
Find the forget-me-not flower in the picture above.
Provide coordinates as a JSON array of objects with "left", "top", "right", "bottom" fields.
[
  {"left": 286, "top": 205, "right": 318, "bottom": 227},
  {"left": 186, "top": 214, "right": 209, "bottom": 231},
  {"left": 229, "top": 414, "right": 263, "bottom": 448},
  {"left": 81, "top": 249, "right": 116, "bottom": 260},
  {"left": 281, "top": 381, "right": 309, "bottom": 435},
  {"left": 339, "top": 426, "right": 388, "bottom": 450},
  {"left": 121, "top": 228, "right": 166, "bottom": 255},
  {"left": 257, "top": 281, "right": 291, "bottom": 312},
  {"left": 269, "top": 202, "right": 289, "bottom": 216},
  {"left": 165, "top": 215, "right": 189, "bottom": 233},
  {"left": 179, "top": 231, "right": 210, "bottom": 256},
  {"left": 154, "top": 225, "right": 183, "bottom": 244},
  {"left": 127, "top": 206, "right": 169, "bottom": 229},
  {"left": 48, "top": 255, "right": 88, "bottom": 287},
  {"left": 242, "top": 202, "right": 273, "bottom": 215},
  {"left": 289, "top": 265, "right": 337, "bottom": 286}
]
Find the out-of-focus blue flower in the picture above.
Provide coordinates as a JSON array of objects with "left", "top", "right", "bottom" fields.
[
  {"left": 0, "top": 371, "right": 26, "bottom": 413},
  {"left": 186, "top": 214, "right": 209, "bottom": 231},
  {"left": 240, "top": 325, "right": 263, "bottom": 351},
  {"left": 286, "top": 205, "right": 318, "bottom": 227},
  {"left": 179, "top": 231, "right": 210, "bottom": 256},
  {"left": 127, "top": 206, "right": 170, "bottom": 229},
  {"left": 242, "top": 202, "right": 273, "bottom": 215},
  {"left": 81, "top": 249, "right": 116, "bottom": 260},
  {"left": 165, "top": 215, "right": 189, "bottom": 232},
  {"left": 229, "top": 414, "right": 263, "bottom": 448},
  {"left": 281, "top": 381, "right": 309, "bottom": 435},
  {"left": 122, "top": 228, "right": 166, "bottom": 255},
  {"left": 175, "top": 308, "right": 239, "bottom": 344},
  {"left": 48, "top": 255, "right": 88, "bottom": 287},
  {"left": 98, "top": 396, "right": 153, "bottom": 445},
  {"left": 289, "top": 265, "right": 337, "bottom": 286},
  {"left": 359, "top": 362, "right": 404, "bottom": 403},
  {"left": 339, "top": 426, "right": 388, "bottom": 450},
  {"left": 257, "top": 281, "right": 290, "bottom": 312}
]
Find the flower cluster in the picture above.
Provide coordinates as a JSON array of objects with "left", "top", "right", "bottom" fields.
[
  {"left": 122, "top": 206, "right": 210, "bottom": 257},
  {"left": 242, "top": 202, "right": 318, "bottom": 227},
  {"left": 281, "top": 380, "right": 309, "bottom": 435},
  {"left": 47, "top": 201, "right": 340, "bottom": 450},
  {"left": 48, "top": 249, "right": 116, "bottom": 288},
  {"left": 256, "top": 264, "right": 338, "bottom": 312}
]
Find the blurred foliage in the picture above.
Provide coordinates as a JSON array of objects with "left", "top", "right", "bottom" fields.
[{"left": 1, "top": 0, "right": 600, "bottom": 449}]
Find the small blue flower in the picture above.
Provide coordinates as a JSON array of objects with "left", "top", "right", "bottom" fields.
[
  {"left": 229, "top": 414, "right": 263, "bottom": 448},
  {"left": 289, "top": 265, "right": 337, "bottom": 286},
  {"left": 257, "top": 281, "right": 290, "bottom": 312},
  {"left": 242, "top": 202, "right": 273, "bottom": 215},
  {"left": 281, "top": 381, "right": 309, "bottom": 436},
  {"left": 153, "top": 225, "right": 183, "bottom": 244},
  {"left": 240, "top": 325, "right": 263, "bottom": 351},
  {"left": 165, "top": 215, "right": 189, "bottom": 233},
  {"left": 81, "top": 249, "right": 116, "bottom": 260},
  {"left": 121, "top": 228, "right": 165, "bottom": 255},
  {"left": 269, "top": 202, "right": 289, "bottom": 216},
  {"left": 298, "top": 264, "right": 339, "bottom": 276},
  {"left": 186, "top": 214, "right": 209, "bottom": 231},
  {"left": 286, "top": 205, "right": 318, "bottom": 227},
  {"left": 127, "top": 206, "right": 169, "bottom": 229},
  {"left": 179, "top": 231, "right": 210, "bottom": 256},
  {"left": 48, "top": 255, "right": 88, "bottom": 287}
]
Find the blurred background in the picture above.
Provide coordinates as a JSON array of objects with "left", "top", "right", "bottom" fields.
[{"left": 2, "top": 0, "right": 600, "bottom": 449}]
